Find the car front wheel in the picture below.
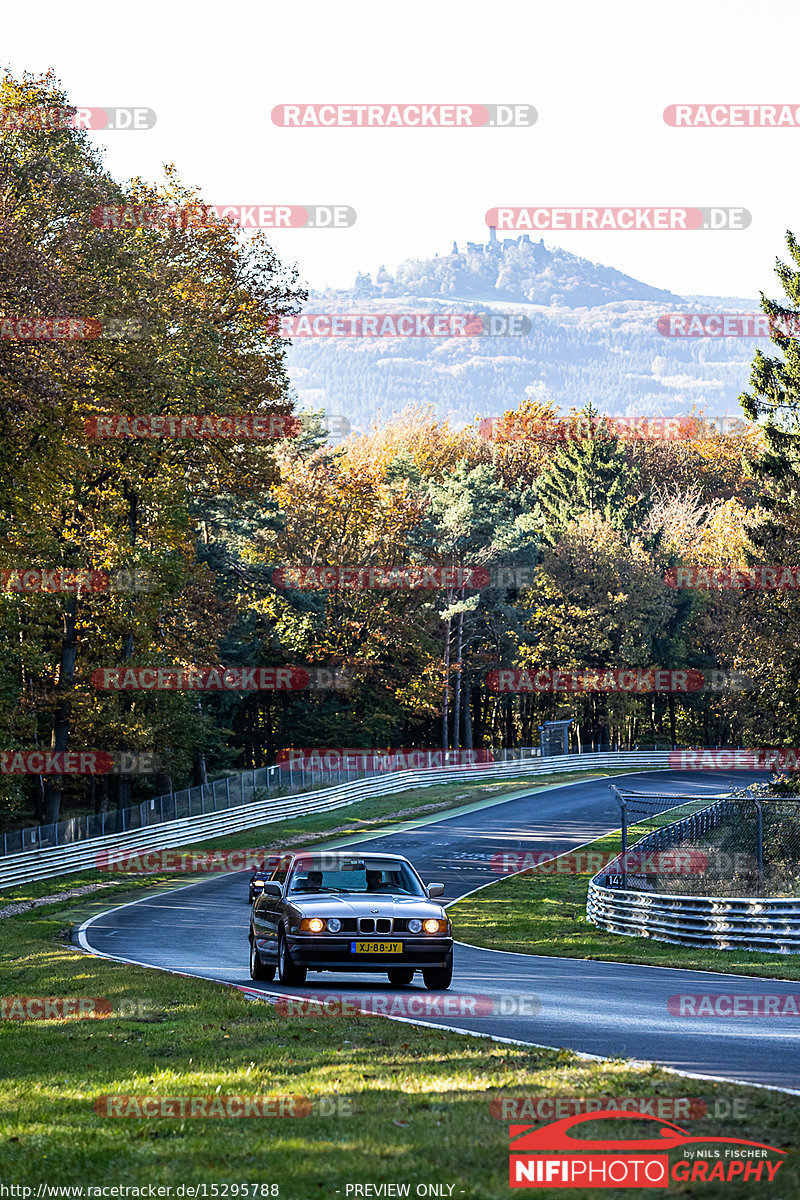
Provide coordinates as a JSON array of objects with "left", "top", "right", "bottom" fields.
[
  {"left": 387, "top": 968, "right": 415, "bottom": 986},
  {"left": 278, "top": 930, "right": 307, "bottom": 986},
  {"left": 249, "top": 936, "right": 276, "bottom": 982},
  {"left": 422, "top": 952, "right": 453, "bottom": 991}
]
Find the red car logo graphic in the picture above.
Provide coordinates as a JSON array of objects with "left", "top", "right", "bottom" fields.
[{"left": 510, "top": 1110, "right": 786, "bottom": 1155}]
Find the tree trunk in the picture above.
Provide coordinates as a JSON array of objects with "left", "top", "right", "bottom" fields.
[
  {"left": 115, "top": 483, "right": 139, "bottom": 811},
  {"left": 193, "top": 701, "right": 208, "bottom": 785},
  {"left": 464, "top": 673, "right": 473, "bottom": 751},
  {"left": 42, "top": 595, "right": 79, "bottom": 824},
  {"left": 441, "top": 615, "right": 451, "bottom": 750},
  {"left": 452, "top": 610, "right": 464, "bottom": 749},
  {"left": 504, "top": 695, "right": 514, "bottom": 748}
]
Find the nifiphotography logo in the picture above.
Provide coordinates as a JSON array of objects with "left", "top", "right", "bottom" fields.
[{"left": 507, "top": 1111, "right": 786, "bottom": 1188}]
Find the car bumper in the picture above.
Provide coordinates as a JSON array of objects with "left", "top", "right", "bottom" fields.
[{"left": 287, "top": 935, "right": 453, "bottom": 970}]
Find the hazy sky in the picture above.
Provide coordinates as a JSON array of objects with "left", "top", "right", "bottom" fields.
[{"left": 2, "top": 0, "right": 794, "bottom": 299}]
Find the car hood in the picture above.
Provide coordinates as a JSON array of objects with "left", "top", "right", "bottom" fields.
[{"left": 286, "top": 894, "right": 447, "bottom": 920}]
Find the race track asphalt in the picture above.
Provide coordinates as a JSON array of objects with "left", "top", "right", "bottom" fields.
[{"left": 78, "top": 769, "right": 800, "bottom": 1092}]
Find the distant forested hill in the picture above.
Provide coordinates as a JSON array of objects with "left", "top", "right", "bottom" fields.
[{"left": 287, "top": 235, "right": 759, "bottom": 434}]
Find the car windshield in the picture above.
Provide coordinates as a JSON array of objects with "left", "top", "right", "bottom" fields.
[{"left": 288, "top": 857, "right": 425, "bottom": 896}]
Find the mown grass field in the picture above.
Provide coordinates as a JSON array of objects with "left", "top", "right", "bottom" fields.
[{"left": 0, "top": 884, "right": 796, "bottom": 1198}]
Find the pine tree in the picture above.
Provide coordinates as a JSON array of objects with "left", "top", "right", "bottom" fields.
[
  {"left": 535, "top": 405, "right": 651, "bottom": 543},
  {"left": 740, "top": 230, "right": 800, "bottom": 556}
]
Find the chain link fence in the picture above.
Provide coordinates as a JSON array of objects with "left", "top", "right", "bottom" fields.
[{"left": 604, "top": 783, "right": 800, "bottom": 897}]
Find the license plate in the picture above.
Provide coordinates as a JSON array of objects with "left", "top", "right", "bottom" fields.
[{"left": 351, "top": 941, "right": 402, "bottom": 954}]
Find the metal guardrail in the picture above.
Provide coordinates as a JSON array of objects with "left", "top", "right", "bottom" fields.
[
  {"left": 1, "top": 750, "right": 673, "bottom": 889},
  {"left": 1, "top": 748, "right": 540, "bottom": 856},
  {"left": 587, "top": 888, "right": 800, "bottom": 954},
  {"left": 586, "top": 795, "right": 800, "bottom": 954}
]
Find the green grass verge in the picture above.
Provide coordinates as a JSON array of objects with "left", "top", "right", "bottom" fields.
[
  {"left": 0, "top": 889, "right": 795, "bottom": 1197},
  {"left": 450, "top": 820, "right": 800, "bottom": 980}
]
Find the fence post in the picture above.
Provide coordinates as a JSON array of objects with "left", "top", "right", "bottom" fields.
[
  {"left": 226, "top": 777, "right": 231, "bottom": 807},
  {"left": 608, "top": 785, "right": 627, "bottom": 888},
  {"left": 755, "top": 799, "right": 764, "bottom": 890}
]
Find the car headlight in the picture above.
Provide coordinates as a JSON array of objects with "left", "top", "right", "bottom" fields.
[
  {"left": 327, "top": 917, "right": 341, "bottom": 933},
  {"left": 300, "top": 917, "right": 325, "bottom": 933},
  {"left": 407, "top": 918, "right": 422, "bottom": 934},
  {"left": 424, "top": 918, "right": 446, "bottom": 934}
]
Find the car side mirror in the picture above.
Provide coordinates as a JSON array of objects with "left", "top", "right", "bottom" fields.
[
  {"left": 260, "top": 882, "right": 283, "bottom": 898},
  {"left": 427, "top": 883, "right": 444, "bottom": 898}
]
